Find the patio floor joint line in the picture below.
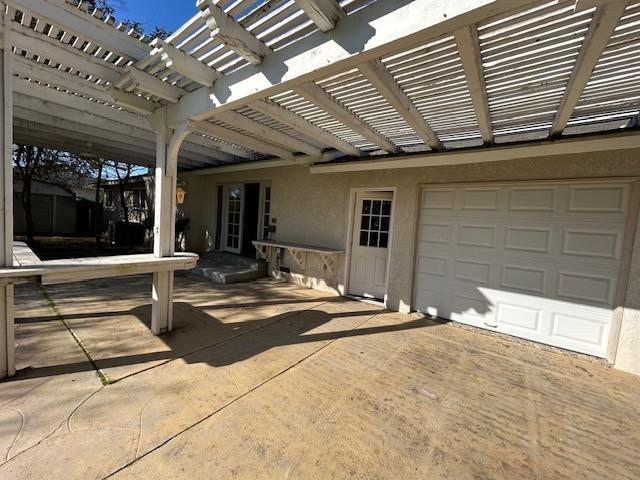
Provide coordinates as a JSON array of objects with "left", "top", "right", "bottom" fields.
[{"left": 103, "top": 306, "right": 385, "bottom": 479}]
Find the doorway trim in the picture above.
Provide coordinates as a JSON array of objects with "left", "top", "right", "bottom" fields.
[{"left": 342, "top": 187, "right": 397, "bottom": 306}]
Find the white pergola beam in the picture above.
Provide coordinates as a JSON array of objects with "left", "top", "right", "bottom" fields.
[
  {"left": 550, "top": 1, "right": 628, "bottom": 137},
  {"left": 11, "top": 22, "right": 122, "bottom": 83},
  {"left": 197, "top": 0, "right": 271, "bottom": 65},
  {"left": 294, "top": 82, "right": 399, "bottom": 154},
  {"left": 12, "top": 115, "right": 215, "bottom": 167},
  {"left": 358, "top": 59, "right": 443, "bottom": 151},
  {"left": 8, "top": 0, "right": 151, "bottom": 60},
  {"left": 13, "top": 130, "right": 155, "bottom": 166},
  {"left": 12, "top": 77, "right": 151, "bottom": 129},
  {"left": 169, "top": 0, "right": 543, "bottom": 126},
  {"left": 294, "top": 0, "right": 345, "bottom": 32},
  {"left": 455, "top": 24, "right": 493, "bottom": 145},
  {"left": 215, "top": 109, "right": 323, "bottom": 157},
  {"left": 117, "top": 67, "right": 185, "bottom": 103},
  {"left": 151, "top": 39, "right": 219, "bottom": 87},
  {"left": 189, "top": 120, "right": 295, "bottom": 160},
  {"left": 104, "top": 86, "right": 156, "bottom": 115},
  {"left": 14, "top": 55, "right": 155, "bottom": 115},
  {"left": 14, "top": 86, "right": 239, "bottom": 164},
  {"left": 251, "top": 99, "right": 361, "bottom": 156}
]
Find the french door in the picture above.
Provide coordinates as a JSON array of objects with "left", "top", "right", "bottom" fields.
[{"left": 222, "top": 183, "right": 244, "bottom": 254}]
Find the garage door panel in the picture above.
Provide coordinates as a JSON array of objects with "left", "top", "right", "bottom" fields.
[
  {"left": 500, "top": 264, "right": 548, "bottom": 295},
  {"left": 557, "top": 270, "right": 616, "bottom": 306},
  {"left": 562, "top": 229, "right": 622, "bottom": 260},
  {"left": 508, "top": 186, "right": 556, "bottom": 212},
  {"left": 457, "top": 224, "right": 497, "bottom": 248},
  {"left": 568, "top": 184, "right": 629, "bottom": 214},
  {"left": 461, "top": 188, "right": 500, "bottom": 210},
  {"left": 504, "top": 226, "right": 552, "bottom": 254},
  {"left": 414, "top": 180, "right": 630, "bottom": 358}
]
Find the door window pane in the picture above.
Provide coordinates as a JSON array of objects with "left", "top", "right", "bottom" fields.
[
  {"left": 226, "top": 187, "right": 242, "bottom": 249},
  {"left": 358, "top": 198, "right": 392, "bottom": 248}
]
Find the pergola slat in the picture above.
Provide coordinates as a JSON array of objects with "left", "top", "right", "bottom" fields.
[
  {"left": 189, "top": 120, "right": 296, "bottom": 160},
  {"left": 550, "top": 1, "right": 629, "bottom": 136},
  {"left": 250, "top": 99, "right": 362, "bottom": 156},
  {"left": 294, "top": 82, "right": 400, "bottom": 154},
  {"left": 215, "top": 109, "right": 323, "bottom": 157},
  {"left": 358, "top": 59, "right": 443, "bottom": 151}
]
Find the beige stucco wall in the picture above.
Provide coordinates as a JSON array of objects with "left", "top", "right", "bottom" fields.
[{"left": 181, "top": 149, "right": 640, "bottom": 375}]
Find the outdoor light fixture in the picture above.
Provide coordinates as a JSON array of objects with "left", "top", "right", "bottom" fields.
[{"left": 176, "top": 186, "right": 186, "bottom": 205}]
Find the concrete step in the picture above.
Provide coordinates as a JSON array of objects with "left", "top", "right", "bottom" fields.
[{"left": 191, "top": 252, "right": 268, "bottom": 284}]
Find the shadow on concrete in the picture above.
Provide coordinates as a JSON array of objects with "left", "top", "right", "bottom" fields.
[{"left": 11, "top": 299, "right": 441, "bottom": 381}]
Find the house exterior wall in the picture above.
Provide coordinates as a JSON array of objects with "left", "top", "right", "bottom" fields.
[{"left": 182, "top": 149, "right": 640, "bottom": 375}]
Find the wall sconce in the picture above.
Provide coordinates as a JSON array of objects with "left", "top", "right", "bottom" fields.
[{"left": 176, "top": 186, "right": 186, "bottom": 205}]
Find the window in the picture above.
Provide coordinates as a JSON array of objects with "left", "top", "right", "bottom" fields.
[
  {"left": 262, "top": 186, "right": 271, "bottom": 240},
  {"left": 359, "top": 199, "right": 392, "bottom": 248}
]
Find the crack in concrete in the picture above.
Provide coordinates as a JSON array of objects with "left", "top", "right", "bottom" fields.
[
  {"left": 0, "top": 385, "right": 104, "bottom": 467},
  {"left": 134, "top": 379, "right": 190, "bottom": 459},
  {"left": 103, "top": 307, "right": 385, "bottom": 479},
  {"left": 3, "top": 407, "right": 25, "bottom": 461}
]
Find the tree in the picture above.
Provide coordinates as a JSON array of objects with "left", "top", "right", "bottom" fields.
[{"left": 13, "top": 145, "right": 45, "bottom": 243}]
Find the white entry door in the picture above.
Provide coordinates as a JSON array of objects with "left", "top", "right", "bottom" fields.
[
  {"left": 414, "top": 180, "right": 632, "bottom": 358},
  {"left": 223, "top": 183, "right": 244, "bottom": 254},
  {"left": 348, "top": 191, "right": 393, "bottom": 300}
]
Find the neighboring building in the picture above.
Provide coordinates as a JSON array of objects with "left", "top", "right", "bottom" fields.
[
  {"left": 14, "top": 178, "right": 81, "bottom": 236},
  {"left": 102, "top": 173, "right": 153, "bottom": 227}
]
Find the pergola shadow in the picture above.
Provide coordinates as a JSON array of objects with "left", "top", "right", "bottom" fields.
[{"left": 12, "top": 298, "right": 442, "bottom": 382}]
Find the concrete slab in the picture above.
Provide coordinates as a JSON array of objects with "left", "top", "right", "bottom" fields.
[{"left": 1, "top": 276, "right": 639, "bottom": 480}]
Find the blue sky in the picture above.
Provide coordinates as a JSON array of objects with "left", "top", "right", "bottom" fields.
[{"left": 112, "top": 0, "right": 197, "bottom": 33}]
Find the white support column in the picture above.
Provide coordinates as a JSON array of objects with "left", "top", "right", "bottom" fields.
[
  {"left": 151, "top": 108, "right": 189, "bottom": 335},
  {"left": 0, "top": 14, "right": 15, "bottom": 378}
]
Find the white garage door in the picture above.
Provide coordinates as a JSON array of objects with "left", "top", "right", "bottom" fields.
[{"left": 414, "top": 180, "right": 632, "bottom": 358}]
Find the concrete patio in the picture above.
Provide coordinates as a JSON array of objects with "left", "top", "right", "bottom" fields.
[{"left": 0, "top": 273, "right": 639, "bottom": 479}]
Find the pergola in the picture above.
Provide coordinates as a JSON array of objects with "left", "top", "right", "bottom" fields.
[{"left": 0, "top": 0, "right": 639, "bottom": 378}]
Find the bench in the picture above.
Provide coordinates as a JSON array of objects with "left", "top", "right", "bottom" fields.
[
  {"left": 252, "top": 240, "right": 344, "bottom": 274},
  {"left": 1, "top": 249, "right": 198, "bottom": 286}
]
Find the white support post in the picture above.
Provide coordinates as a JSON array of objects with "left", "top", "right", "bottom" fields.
[
  {"left": 0, "top": 14, "right": 15, "bottom": 378},
  {"left": 150, "top": 108, "right": 188, "bottom": 335}
]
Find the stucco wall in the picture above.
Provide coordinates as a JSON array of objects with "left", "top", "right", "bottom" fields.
[{"left": 182, "top": 149, "right": 640, "bottom": 375}]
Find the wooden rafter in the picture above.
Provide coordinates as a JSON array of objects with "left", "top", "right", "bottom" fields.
[
  {"left": 215, "top": 110, "right": 323, "bottom": 157},
  {"left": 188, "top": 120, "right": 295, "bottom": 160},
  {"left": 550, "top": 1, "right": 628, "bottom": 137},
  {"left": 455, "top": 24, "right": 493, "bottom": 145},
  {"left": 11, "top": 22, "right": 122, "bottom": 83},
  {"left": 294, "top": 0, "right": 345, "bottom": 32},
  {"left": 293, "top": 82, "right": 400, "bottom": 154},
  {"left": 250, "top": 99, "right": 361, "bottom": 156},
  {"left": 151, "top": 38, "right": 219, "bottom": 87},
  {"left": 105, "top": 86, "right": 156, "bottom": 115},
  {"left": 358, "top": 59, "right": 443, "bottom": 151},
  {"left": 8, "top": 0, "right": 151, "bottom": 60},
  {"left": 196, "top": 0, "right": 271, "bottom": 65},
  {"left": 116, "top": 67, "right": 185, "bottom": 103}
]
